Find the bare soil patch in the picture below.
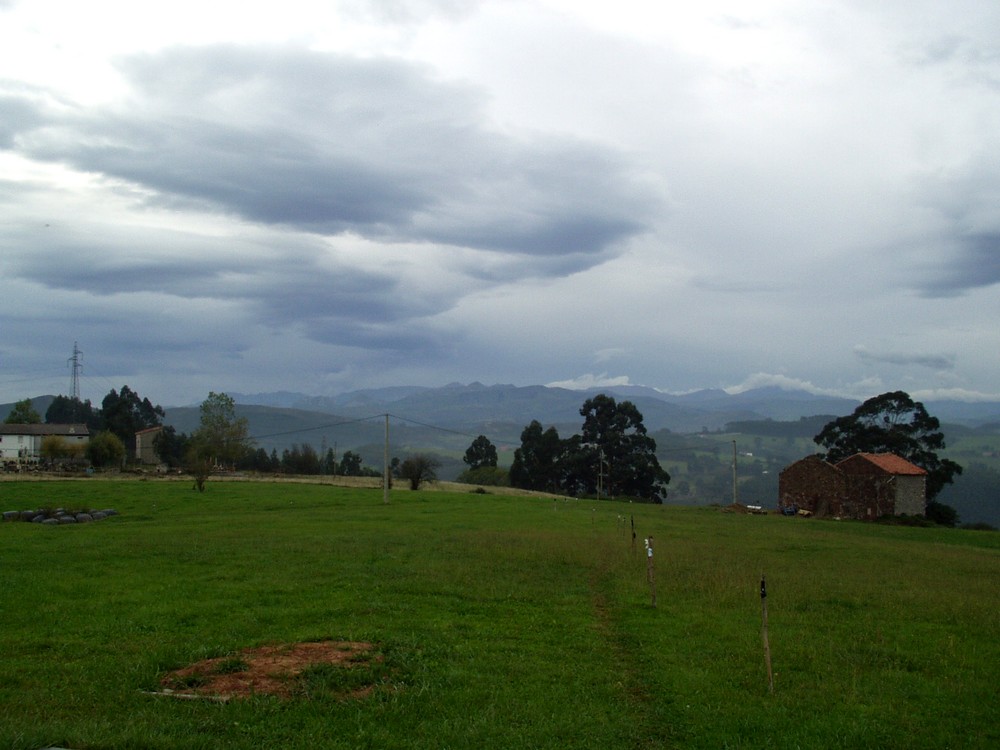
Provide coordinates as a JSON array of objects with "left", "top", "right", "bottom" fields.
[{"left": 159, "top": 640, "right": 380, "bottom": 701}]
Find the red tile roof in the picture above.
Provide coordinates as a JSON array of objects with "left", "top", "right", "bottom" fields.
[{"left": 838, "top": 453, "right": 927, "bottom": 475}]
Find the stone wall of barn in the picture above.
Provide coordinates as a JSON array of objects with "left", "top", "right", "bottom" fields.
[
  {"left": 843, "top": 475, "right": 895, "bottom": 519},
  {"left": 892, "top": 475, "right": 926, "bottom": 516},
  {"left": 778, "top": 456, "right": 848, "bottom": 517}
]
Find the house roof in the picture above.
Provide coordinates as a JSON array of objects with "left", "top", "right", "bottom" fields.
[
  {"left": 837, "top": 452, "right": 927, "bottom": 475},
  {"left": 0, "top": 423, "right": 90, "bottom": 437},
  {"left": 780, "top": 454, "right": 842, "bottom": 474}
]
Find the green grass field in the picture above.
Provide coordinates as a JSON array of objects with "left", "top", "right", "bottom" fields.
[{"left": 1, "top": 479, "right": 998, "bottom": 749}]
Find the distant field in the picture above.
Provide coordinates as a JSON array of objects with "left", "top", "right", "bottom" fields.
[{"left": 1, "top": 480, "right": 998, "bottom": 749}]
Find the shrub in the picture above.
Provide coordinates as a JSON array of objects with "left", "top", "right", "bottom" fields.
[
  {"left": 926, "top": 500, "right": 959, "bottom": 527},
  {"left": 87, "top": 430, "right": 126, "bottom": 468}
]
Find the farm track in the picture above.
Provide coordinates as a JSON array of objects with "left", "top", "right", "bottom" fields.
[{"left": 589, "top": 559, "right": 674, "bottom": 749}]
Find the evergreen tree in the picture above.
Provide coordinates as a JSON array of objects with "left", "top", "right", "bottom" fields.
[
  {"left": 101, "top": 386, "right": 165, "bottom": 456},
  {"left": 579, "top": 394, "right": 669, "bottom": 501},
  {"left": 509, "top": 420, "right": 566, "bottom": 493},
  {"left": 45, "top": 396, "right": 101, "bottom": 430},
  {"left": 814, "top": 390, "right": 962, "bottom": 500},
  {"left": 463, "top": 435, "right": 498, "bottom": 470}
]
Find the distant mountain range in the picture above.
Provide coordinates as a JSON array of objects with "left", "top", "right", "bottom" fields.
[
  {"left": 5, "top": 385, "right": 999, "bottom": 438},
  {"left": 150, "top": 383, "right": 866, "bottom": 468},
  {"left": 225, "top": 383, "right": 1000, "bottom": 434}
]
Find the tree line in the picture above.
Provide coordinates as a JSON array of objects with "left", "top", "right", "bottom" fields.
[
  {"left": 6, "top": 386, "right": 966, "bottom": 519},
  {"left": 4, "top": 388, "right": 433, "bottom": 488}
]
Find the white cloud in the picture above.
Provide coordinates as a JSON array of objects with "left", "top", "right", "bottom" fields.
[
  {"left": 546, "top": 374, "right": 635, "bottom": 391},
  {"left": 911, "top": 387, "right": 1000, "bottom": 403},
  {"left": 723, "top": 373, "right": 885, "bottom": 401}
]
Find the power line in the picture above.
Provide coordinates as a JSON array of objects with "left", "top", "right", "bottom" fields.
[
  {"left": 386, "top": 412, "right": 481, "bottom": 438},
  {"left": 249, "top": 413, "right": 386, "bottom": 441},
  {"left": 385, "top": 412, "right": 522, "bottom": 448},
  {"left": 0, "top": 373, "right": 65, "bottom": 387}
]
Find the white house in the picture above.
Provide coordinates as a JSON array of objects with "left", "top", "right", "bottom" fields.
[{"left": 0, "top": 424, "right": 90, "bottom": 462}]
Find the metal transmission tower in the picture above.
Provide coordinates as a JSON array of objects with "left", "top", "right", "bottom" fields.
[{"left": 68, "top": 342, "right": 83, "bottom": 401}]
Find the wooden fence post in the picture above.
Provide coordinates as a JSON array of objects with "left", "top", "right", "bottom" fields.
[
  {"left": 761, "top": 574, "right": 774, "bottom": 693},
  {"left": 645, "top": 535, "right": 656, "bottom": 608}
]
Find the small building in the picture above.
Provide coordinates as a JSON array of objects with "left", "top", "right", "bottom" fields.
[
  {"left": 778, "top": 455, "right": 849, "bottom": 517},
  {"left": 0, "top": 423, "right": 90, "bottom": 463},
  {"left": 837, "top": 452, "right": 927, "bottom": 518},
  {"left": 135, "top": 426, "right": 165, "bottom": 465},
  {"left": 778, "top": 452, "right": 926, "bottom": 520}
]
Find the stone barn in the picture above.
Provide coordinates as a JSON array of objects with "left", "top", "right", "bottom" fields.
[
  {"left": 778, "top": 452, "right": 926, "bottom": 520},
  {"left": 836, "top": 453, "right": 927, "bottom": 519},
  {"left": 778, "top": 455, "right": 849, "bottom": 517}
]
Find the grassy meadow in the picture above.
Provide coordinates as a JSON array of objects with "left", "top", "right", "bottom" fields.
[{"left": 1, "top": 479, "right": 998, "bottom": 749}]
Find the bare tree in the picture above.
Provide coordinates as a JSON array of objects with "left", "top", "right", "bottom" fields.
[{"left": 396, "top": 454, "right": 441, "bottom": 490}]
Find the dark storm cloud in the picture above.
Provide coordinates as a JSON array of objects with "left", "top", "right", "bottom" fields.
[
  {"left": 302, "top": 317, "right": 452, "bottom": 353},
  {"left": 918, "top": 232, "right": 1000, "bottom": 297},
  {"left": 13, "top": 45, "right": 655, "bottom": 266},
  {"left": 854, "top": 347, "right": 955, "bottom": 370},
  {"left": 908, "top": 155, "right": 1000, "bottom": 297},
  {"left": 9, "top": 244, "right": 234, "bottom": 296},
  {"left": 246, "top": 267, "right": 442, "bottom": 325},
  {"left": 2, "top": 228, "right": 427, "bottom": 329}
]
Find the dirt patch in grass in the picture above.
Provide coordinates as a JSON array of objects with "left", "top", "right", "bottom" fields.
[{"left": 159, "top": 640, "right": 381, "bottom": 700}]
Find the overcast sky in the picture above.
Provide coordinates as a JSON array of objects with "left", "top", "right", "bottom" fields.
[{"left": 2, "top": 0, "right": 999, "bottom": 407}]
